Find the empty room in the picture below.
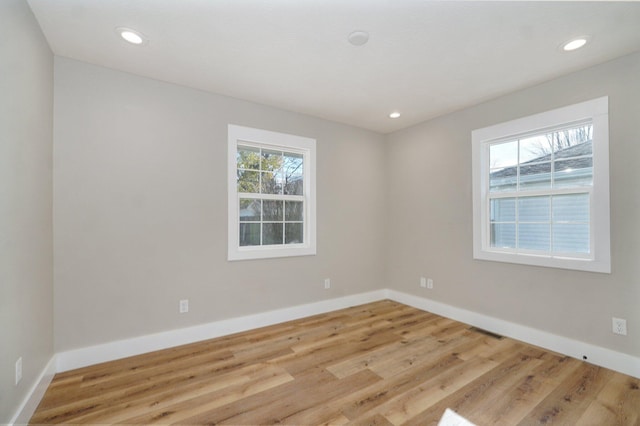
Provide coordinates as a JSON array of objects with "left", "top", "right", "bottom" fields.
[{"left": 2, "top": 0, "right": 640, "bottom": 424}]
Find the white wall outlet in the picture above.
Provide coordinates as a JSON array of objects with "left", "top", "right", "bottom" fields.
[
  {"left": 324, "top": 278, "right": 331, "bottom": 289},
  {"left": 420, "top": 277, "right": 427, "bottom": 288},
  {"left": 179, "top": 299, "right": 189, "bottom": 314},
  {"left": 427, "top": 278, "right": 434, "bottom": 289},
  {"left": 612, "top": 317, "right": 627, "bottom": 335},
  {"left": 15, "top": 357, "right": 22, "bottom": 385}
]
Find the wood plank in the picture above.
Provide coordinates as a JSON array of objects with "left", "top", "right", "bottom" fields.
[
  {"left": 343, "top": 351, "right": 466, "bottom": 421},
  {"left": 518, "top": 362, "right": 615, "bottom": 425},
  {"left": 349, "top": 413, "right": 395, "bottom": 426},
  {"left": 575, "top": 373, "right": 640, "bottom": 425},
  {"left": 376, "top": 355, "right": 500, "bottom": 424},
  {"left": 472, "top": 354, "right": 583, "bottom": 426},
  {"left": 222, "top": 369, "right": 381, "bottom": 425},
  {"left": 113, "top": 363, "right": 294, "bottom": 425},
  {"left": 405, "top": 349, "right": 551, "bottom": 425}
]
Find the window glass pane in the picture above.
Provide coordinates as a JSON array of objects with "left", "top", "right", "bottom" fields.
[
  {"left": 285, "top": 223, "right": 303, "bottom": 244},
  {"left": 263, "top": 200, "right": 283, "bottom": 221},
  {"left": 551, "top": 125, "right": 592, "bottom": 156},
  {"left": 554, "top": 158, "right": 593, "bottom": 188},
  {"left": 262, "top": 223, "right": 283, "bottom": 245},
  {"left": 239, "top": 199, "right": 261, "bottom": 221},
  {"left": 283, "top": 151, "right": 304, "bottom": 195},
  {"left": 490, "top": 198, "right": 515, "bottom": 222},
  {"left": 490, "top": 223, "right": 515, "bottom": 248},
  {"left": 490, "top": 140, "right": 518, "bottom": 168},
  {"left": 261, "top": 149, "right": 282, "bottom": 171},
  {"left": 553, "top": 194, "right": 589, "bottom": 223},
  {"left": 520, "top": 135, "right": 552, "bottom": 164},
  {"left": 518, "top": 224, "right": 550, "bottom": 251},
  {"left": 519, "top": 162, "right": 551, "bottom": 190},
  {"left": 555, "top": 139, "right": 592, "bottom": 159},
  {"left": 518, "top": 196, "right": 550, "bottom": 222},
  {"left": 237, "top": 170, "right": 259, "bottom": 193},
  {"left": 261, "top": 171, "right": 283, "bottom": 194},
  {"left": 284, "top": 179, "right": 304, "bottom": 196},
  {"left": 489, "top": 168, "right": 517, "bottom": 193},
  {"left": 239, "top": 223, "right": 260, "bottom": 246},
  {"left": 237, "top": 145, "right": 260, "bottom": 170},
  {"left": 553, "top": 224, "right": 589, "bottom": 253},
  {"left": 285, "top": 201, "right": 304, "bottom": 221}
]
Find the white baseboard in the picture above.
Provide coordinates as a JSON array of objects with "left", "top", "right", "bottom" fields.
[
  {"left": 56, "top": 290, "right": 388, "bottom": 372},
  {"left": 10, "top": 355, "right": 56, "bottom": 426},
  {"left": 386, "top": 289, "right": 640, "bottom": 379}
]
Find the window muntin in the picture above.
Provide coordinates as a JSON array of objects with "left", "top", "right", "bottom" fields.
[
  {"left": 228, "top": 125, "right": 316, "bottom": 261},
  {"left": 472, "top": 97, "right": 610, "bottom": 273}
]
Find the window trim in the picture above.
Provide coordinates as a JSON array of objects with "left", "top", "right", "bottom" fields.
[
  {"left": 472, "top": 97, "right": 610, "bottom": 273},
  {"left": 228, "top": 124, "right": 316, "bottom": 261}
]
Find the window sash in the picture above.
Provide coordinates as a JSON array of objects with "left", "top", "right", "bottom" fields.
[
  {"left": 471, "top": 96, "right": 610, "bottom": 273},
  {"left": 238, "top": 194, "right": 306, "bottom": 247},
  {"left": 485, "top": 188, "right": 592, "bottom": 259}
]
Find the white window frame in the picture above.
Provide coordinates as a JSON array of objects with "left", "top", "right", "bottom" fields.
[
  {"left": 228, "top": 124, "right": 316, "bottom": 261},
  {"left": 472, "top": 97, "right": 610, "bottom": 273}
]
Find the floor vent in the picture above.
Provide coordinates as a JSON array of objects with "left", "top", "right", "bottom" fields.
[{"left": 468, "top": 326, "right": 504, "bottom": 340}]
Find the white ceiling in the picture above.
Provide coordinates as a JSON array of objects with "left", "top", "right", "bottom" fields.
[{"left": 27, "top": 0, "right": 640, "bottom": 134}]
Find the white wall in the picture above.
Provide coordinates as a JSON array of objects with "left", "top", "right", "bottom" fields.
[
  {"left": 53, "top": 57, "right": 387, "bottom": 352},
  {"left": 386, "top": 52, "right": 640, "bottom": 358},
  {"left": 0, "top": 0, "right": 54, "bottom": 422}
]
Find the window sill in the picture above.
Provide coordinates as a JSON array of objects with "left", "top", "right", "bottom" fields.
[
  {"left": 228, "top": 245, "right": 316, "bottom": 261},
  {"left": 473, "top": 248, "right": 610, "bottom": 273}
]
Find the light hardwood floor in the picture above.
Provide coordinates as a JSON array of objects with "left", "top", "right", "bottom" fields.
[{"left": 31, "top": 300, "right": 639, "bottom": 425}]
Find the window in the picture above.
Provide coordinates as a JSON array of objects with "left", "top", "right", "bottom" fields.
[
  {"left": 228, "top": 125, "right": 316, "bottom": 260},
  {"left": 472, "top": 97, "right": 610, "bottom": 273}
]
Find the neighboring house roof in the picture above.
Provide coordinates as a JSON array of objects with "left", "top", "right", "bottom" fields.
[{"left": 491, "top": 141, "right": 592, "bottom": 179}]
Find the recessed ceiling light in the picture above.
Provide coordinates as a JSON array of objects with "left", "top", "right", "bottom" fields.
[
  {"left": 348, "top": 31, "right": 369, "bottom": 46},
  {"left": 389, "top": 112, "right": 401, "bottom": 119},
  {"left": 116, "top": 27, "right": 147, "bottom": 45},
  {"left": 562, "top": 37, "right": 589, "bottom": 52}
]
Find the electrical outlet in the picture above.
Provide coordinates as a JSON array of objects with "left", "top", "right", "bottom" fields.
[
  {"left": 15, "top": 357, "right": 22, "bottom": 385},
  {"left": 427, "top": 278, "right": 434, "bottom": 289},
  {"left": 420, "top": 277, "right": 427, "bottom": 288},
  {"left": 612, "top": 317, "right": 627, "bottom": 335},
  {"left": 324, "top": 278, "right": 331, "bottom": 289},
  {"left": 179, "top": 299, "right": 189, "bottom": 314}
]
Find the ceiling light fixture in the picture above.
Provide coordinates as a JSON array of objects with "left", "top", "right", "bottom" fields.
[
  {"left": 348, "top": 31, "right": 369, "bottom": 46},
  {"left": 562, "top": 36, "right": 589, "bottom": 52},
  {"left": 116, "top": 27, "right": 147, "bottom": 45},
  {"left": 389, "top": 112, "right": 401, "bottom": 119}
]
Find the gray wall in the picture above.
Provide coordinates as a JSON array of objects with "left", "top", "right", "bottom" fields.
[
  {"left": 51, "top": 52, "right": 640, "bottom": 358},
  {"left": 386, "top": 52, "right": 640, "bottom": 357},
  {"left": 53, "top": 57, "right": 387, "bottom": 351},
  {"left": 0, "top": 0, "right": 54, "bottom": 422}
]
